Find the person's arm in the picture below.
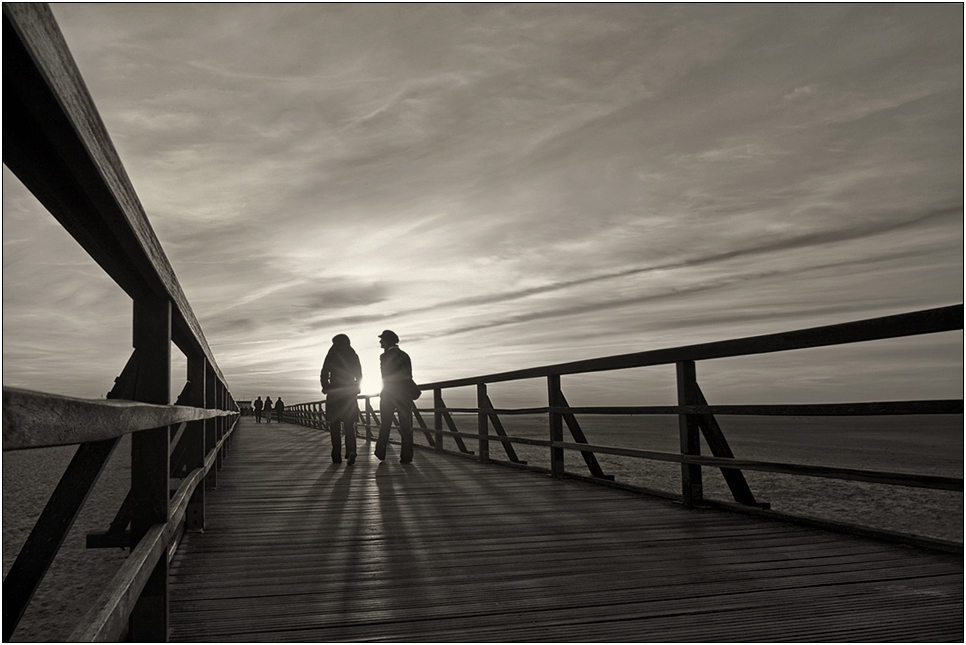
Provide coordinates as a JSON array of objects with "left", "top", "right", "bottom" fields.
[
  {"left": 320, "top": 355, "right": 332, "bottom": 393},
  {"left": 402, "top": 351, "right": 413, "bottom": 380},
  {"left": 352, "top": 353, "right": 363, "bottom": 388}
]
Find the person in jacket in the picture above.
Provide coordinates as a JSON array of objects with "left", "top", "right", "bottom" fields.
[
  {"left": 253, "top": 396, "right": 264, "bottom": 423},
  {"left": 275, "top": 397, "right": 285, "bottom": 423},
  {"left": 320, "top": 334, "right": 363, "bottom": 464},
  {"left": 374, "top": 330, "right": 416, "bottom": 464},
  {"left": 264, "top": 397, "right": 273, "bottom": 424}
]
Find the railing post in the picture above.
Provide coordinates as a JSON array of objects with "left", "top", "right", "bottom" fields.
[
  {"left": 129, "top": 296, "right": 171, "bottom": 641},
  {"left": 676, "top": 360, "right": 703, "bottom": 507},
  {"left": 548, "top": 374, "right": 565, "bottom": 478},
  {"left": 364, "top": 397, "right": 375, "bottom": 441},
  {"left": 477, "top": 383, "right": 490, "bottom": 463},
  {"left": 215, "top": 383, "right": 225, "bottom": 470},
  {"left": 434, "top": 388, "right": 444, "bottom": 453},
  {"left": 204, "top": 365, "right": 217, "bottom": 490},
  {"left": 185, "top": 355, "right": 206, "bottom": 531}
]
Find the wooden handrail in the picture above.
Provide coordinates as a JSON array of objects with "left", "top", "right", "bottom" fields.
[
  {"left": 2, "top": 3, "right": 228, "bottom": 387},
  {"left": 419, "top": 304, "right": 963, "bottom": 389},
  {"left": 2, "top": 387, "right": 236, "bottom": 451},
  {"left": 410, "top": 400, "right": 963, "bottom": 416},
  {"left": 68, "top": 417, "right": 238, "bottom": 642},
  {"left": 3, "top": 4, "right": 239, "bottom": 639}
]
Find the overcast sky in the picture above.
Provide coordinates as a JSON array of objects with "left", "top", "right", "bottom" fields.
[{"left": 3, "top": 3, "right": 962, "bottom": 408}]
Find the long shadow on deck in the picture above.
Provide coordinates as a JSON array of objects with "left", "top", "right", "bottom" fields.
[{"left": 169, "top": 418, "right": 963, "bottom": 642}]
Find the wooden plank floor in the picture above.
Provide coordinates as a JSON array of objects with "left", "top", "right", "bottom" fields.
[{"left": 169, "top": 418, "right": 963, "bottom": 642}]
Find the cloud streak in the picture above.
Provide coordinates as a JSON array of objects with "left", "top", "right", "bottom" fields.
[{"left": 3, "top": 4, "right": 961, "bottom": 407}]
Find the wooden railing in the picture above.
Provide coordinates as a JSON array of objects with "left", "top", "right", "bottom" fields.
[
  {"left": 290, "top": 304, "right": 963, "bottom": 551},
  {"left": 3, "top": 4, "right": 238, "bottom": 641}
]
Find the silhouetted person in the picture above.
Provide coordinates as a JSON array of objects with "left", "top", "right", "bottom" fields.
[
  {"left": 264, "top": 396, "right": 273, "bottom": 424},
  {"left": 321, "top": 334, "right": 362, "bottom": 464},
  {"left": 275, "top": 398, "right": 285, "bottom": 423},
  {"left": 253, "top": 396, "right": 264, "bottom": 423},
  {"left": 374, "top": 330, "right": 416, "bottom": 464}
]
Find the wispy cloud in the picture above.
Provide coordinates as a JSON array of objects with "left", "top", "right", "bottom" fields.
[{"left": 3, "top": 4, "right": 961, "bottom": 406}]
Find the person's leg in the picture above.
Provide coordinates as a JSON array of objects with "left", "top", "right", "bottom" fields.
[
  {"left": 329, "top": 422, "right": 342, "bottom": 463},
  {"left": 398, "top": 399, "right": 414, "bottom": 463},
  {"left": 375, "top": 398, "right": 393, "bottom": 460},
  {"left": 345, "top": 421, "right": 358, "bottom": 464}
]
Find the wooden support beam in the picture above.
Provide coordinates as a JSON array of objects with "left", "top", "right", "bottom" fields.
[
  {"left": 477, "top": 384, "right": 490, "bottom": 463},
  {"left": 70, "top": 454, "right": 220, "bottom": 642},
  {"left": 86, "top": 530, "right": 132, "bottom": 550},
  {"left": 365, "top": 398, "right": 378, "bottom": 441},
  {"left": 411, "top": 407, "right": 437, "bottom": 448},
  {"left": 693, "top": 384, "right": 764, "bottom": 507},
  {"left": 184, "top": 355, "right": 206, "bottom": 531},
  {"left": 2, "top": 438, "right": 121, "bottom": 640},
  {"left": 436, "top": 394, "right": 474, "bottom": 454},
  {"left": 676, "top": 361, "right": 703, "bottom": 507},
  {"left": 557, "top": 391, "right": 613, "bottom": 480},
  {"left": 129, "top": 296, "right": 170, "bottom": 641},
  {"left": 433, "top": 390, "right": 444, "bottom": 453},
  {"left": 204, "top": 365, "right": 217, "bottom": 490},
  {"left": 482, "top": 392, "right": 526, "bottom": 464},
  {"left": 548, "top": 375, "right": 565, "bottom": 478}
]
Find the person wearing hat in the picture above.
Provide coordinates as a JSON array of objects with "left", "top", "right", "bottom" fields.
[
  {"left": 375, "top": 329, "right": 415, "bottom": 464},
  {"left": 320, "top": 334, "right": 363, "bottom": 464}
]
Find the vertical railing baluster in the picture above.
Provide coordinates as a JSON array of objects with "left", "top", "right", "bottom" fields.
[
  {"left": 548, "top": 375, "right": 565, "bottom": 477},
  {"left": 676, "top": 360, "right": 703, "bottom": 507},
  {"left": 434, "top": 389, "right": 444, "bottom": 453},
  {"left": 204, "top": 365, "right": 217, "bottom": 490},
  {"left": 129, "top": 296, "right": 171, "bottom": 641},
  {"left": 185, "top": 355, "right": 206, "bottom": 531},
  {"left": 216, "top": 383, "right": 226, "bottom": 470},
  {"left": 477, "top": 383, "right": 489, "bottom": 463},
  {"left": 365, "top": 397, "right": 375, "bottom": 441}
]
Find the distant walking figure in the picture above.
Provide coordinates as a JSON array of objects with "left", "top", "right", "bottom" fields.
[
  {"left": 253, "top": 396, "right": 264, "bottom": 423},
  {"left": 321, "top": 334, "right": 363, "bottom": 464},
  {"left": 374, "top": 330, "right": 417, "bottom": 464},
  {"left": 264, "top": 397, "right": 273, "bottom": 424},
  {"left": 275, "top": 398, "right": 285, "bottom": 423}
]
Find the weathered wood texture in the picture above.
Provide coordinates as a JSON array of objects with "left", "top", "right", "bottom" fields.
[
  {"left": 69, "top": 418, "right": 237, "bottom": 642},
  {"left": 2, "top": 387, "right": 233, "bottom": 451},
  {"left": 169, "top": 419, "right": 963, "bottom": 642}
]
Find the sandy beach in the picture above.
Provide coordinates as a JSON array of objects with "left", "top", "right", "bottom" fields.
[{"left": 3, "top": 436, "right": 131, "bottom": 642}]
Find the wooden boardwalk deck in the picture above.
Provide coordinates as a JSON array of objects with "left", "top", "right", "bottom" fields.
[{"left": 169, "top": 418, "right": 963, "bottom": 642}]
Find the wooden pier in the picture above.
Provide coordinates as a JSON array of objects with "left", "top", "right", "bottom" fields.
[
  {"left": 4, "top": 4, "right": 963, "bottom": 641},
  {"left": 169, "top": 418, "right": 963, "bottom": 642}
]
